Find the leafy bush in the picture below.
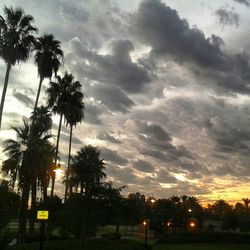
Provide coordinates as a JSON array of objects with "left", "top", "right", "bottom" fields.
[
  {"left": 0, "top": 235, "right": 11, "bottom": 250},
  {"left": 102, "top": 232, "right": 121, "bottom": 240}
]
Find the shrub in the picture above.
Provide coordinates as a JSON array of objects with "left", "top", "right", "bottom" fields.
[{"left": 102, "top": 232, "right": 121, "bottom": 240}]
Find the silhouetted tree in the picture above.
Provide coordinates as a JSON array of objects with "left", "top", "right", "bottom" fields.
[
  {"left": 242, "top": 198, "right": 250, "bottom": 214},
  {"left": 47, "top": 73, "right": 75, "bottom": 196},
  {"left": 34, "top": 34, "right": 63, "bottom": 110},
  {"left": 0, "top": 180, "right": 20, "bottom": 237},
  {"left": 1, "top": 118, "right": 54, "bottom": 242},
  {"left": 0, "top": 6, "right": 37, "bottom": 129},
  {"left": 69, "top": 145, "right": 105, "bottom": 249}
]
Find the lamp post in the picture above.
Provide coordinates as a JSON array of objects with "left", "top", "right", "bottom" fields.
[{"left": 144, "top": 194, "right": 156, "bottom": 248}]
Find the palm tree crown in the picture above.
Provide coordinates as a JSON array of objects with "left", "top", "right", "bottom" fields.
[
  {"left": 0, "top": 6, "right": 37, "bottom": 129},
  {"left": 0, "top": 6, "right": 37, "bottom": 65},
  {"left": 47, "top": 73, "right": 76, "bottom": 115},
  {"left": 64, "top": 78, "right": 84, "bottom": 127},
  {"left": 1, "top": 117, "right": 54, "bottom": 242},
  {"left": 70, "top": 146, "right": 106, "bottom": 195},
  {"left": 2, "top": 118, "right": 54, "bottom": 187},
  {"left": 34, "top": 34, "right": 63, "bottom": 80},
  {"left": 30, "top": 105, "right": 52, "bottom": 133}
]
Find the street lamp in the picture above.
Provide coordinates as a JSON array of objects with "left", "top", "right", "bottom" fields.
[{"left": 144, "top": 194, "right": 156, "bottom": 248}]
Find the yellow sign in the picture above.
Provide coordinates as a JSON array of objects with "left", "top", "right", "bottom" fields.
[{"left": 37, "top": 210, "right": 49, "bottom": 220}]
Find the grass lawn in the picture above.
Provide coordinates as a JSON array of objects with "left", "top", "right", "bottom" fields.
[
  {"left": 6, "top": 239, "right": 142, "bottom": 250},
  {"left": 6, "top": 239, "right": 250, "bottom": 250},
  {"left": 153, "top": 243, "right": 250, "bottom": 250}
]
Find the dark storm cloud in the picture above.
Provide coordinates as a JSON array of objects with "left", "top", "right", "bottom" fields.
[
  {"left": 177, "top": 161, "right": 211, "bottom": 180},
  {"left": 70, "top": 38, "right": 152, "bottom": 93},
  {"left": 133, "top": 159, "right": 155, "bottom": 173},
  {"left": 140, "top": 149, "right": 168, "bottom": 161},
  {"left": 84, "top": 102, "right": 103, "bottom": 125},
  {"left": 132, "top": 0, "right": 250, "bottom": 94},
  {"left": 60, "top": 132, "right": 83, "bottom": 145},
  {"left": 87, "top": 84, "right": 134, "bottom": 113},
  {"left": 12, "top": 89, "right": 34, "bottom": 108},
  {"left": 137, "top": 121, "right": 171, "bottom": 141},
  {"left": 233, "top": 0, "right": 250, "bottom": 7},
  {"left": 168, "top": 182, "right": 211, "bottom": 196},
  {"left": 97, "top": 132, "right": 121, "bottom": 144},
  {"left": 136, "top": 121, "right": 194, "bottom": 160},
  {"left": 106, "top": 165, "right": 156, "bottom": 186},
  {"left": 214, "top": 164, "right": 237, "bottom": 176},
  {"left": 215, "top": 7, "right": 240, "bottom": 27},
  {"left": 133, "top": 0, "right": 224, "bottom": 68},
  {"left": 100, "top": 147, "right": 129, "bottom": 165},
  {"left": 107, "top": 166, "right": 138, "bottom": 184},
  {"left": 156, "top": 169, "right": 177, "bottom": 183},
  {"left": 207, "top": 116, "right": 250, "bottom": 153}
]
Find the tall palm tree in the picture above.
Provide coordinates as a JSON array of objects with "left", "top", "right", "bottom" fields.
[
  {"left": 0, "top": 6, "right": 37, "bottom": 129},
  {"left": 64, "top": 79, "right": 84, "bottom": 200},
  {"left": 1, "top": 117, "right": 54, "bottom": 242},
  {"left": 68, "top": 145, "right": 106, "bottom": 197},
  {"left": 29, "top": 106, "right": 53, "bottom": 234},
  {"left": 34, "top": 34, "right": 63, "bottom": 110},
  {"left": 68, "top": 145, "right": 105, "bottom": 249},
  {"left": 46, "top": 73, "right": 82, "bottom": 196}
]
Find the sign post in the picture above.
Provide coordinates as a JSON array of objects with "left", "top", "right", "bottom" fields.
[{"left": 37, "top": 210, "right": 49, "bottom": 250}]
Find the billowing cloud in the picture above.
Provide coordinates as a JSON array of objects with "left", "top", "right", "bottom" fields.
[
  {"left": 2, "top": 0, "right": 250, "bottom": 202},
  {"left": 97, "top": 131, "right": 121, "bottom": 144},
  {"left": 206, "top": 116, "right": 250, "bottom": 153},
  {"left": 215, "top": 7, "right": 240, "bottom": 27},
  {"left": 100, "top": 147, "right": 129, "bottom": 166},
  {"left": 12, "top": 88, "right": 34, "bottom": 108},
  {"left": 84, "top": 102, "right": 104, "bottom": 125},
  {"left": 133, "top": 159, "right": 155, "bottom": 173},
  {"left": 69, "top": 37, "right": 152, "bottom": 93},
  {"left": 233, "top": 0, "right": 250, "bottom": 7},
  {"left": 132, "top": 0, "right": 224, "bottom": 67},
  {"left": 132, "top": 0, "right": 250, "bottom": 94}
]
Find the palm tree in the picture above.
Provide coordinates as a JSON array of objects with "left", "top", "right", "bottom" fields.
[
  {"left": 64, "top": 79, "right": 84, "bottom": 200},
  {"left": 47, "top": 73, "right": 73, "bottom": 196},
  {"left": 1, "top": 117, "right": 54, "bottom": 242},
  {"left": 30, "top": 105, "right": 53, "bottom": 132},
  {"left": 29, "top": 106, "right": 53, "bottom": 234},
  {"left": 212, "top": 199, "right": 231, "bottom": 217},
  {"left": 0, "top": 6, "right": 37, "bottom": 129},
  {"left": 242, "top": 198, "right": 250, "bottom": 215},
  {"left": 34, "top": 34, "right": 63, "bottom": 110},
  {"left": 68, "top": 145, "right": 105, "bottom": 249},
  {"left": 68, "top": 146, "right": 106, "bottom": 197}
]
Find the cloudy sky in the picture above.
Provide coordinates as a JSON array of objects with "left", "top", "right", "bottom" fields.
[{"left": 1, "top": 0, "right": 250, "bottom": 203}]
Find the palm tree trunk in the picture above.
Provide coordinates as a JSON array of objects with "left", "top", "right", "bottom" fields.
[
  {"left": 34, "top": 77, "right": 43, "bottom": 111},
  {"left": 80, "top": 196, "right": 88, "bottom": 250},
  {"left": 80, "top": 184, "right": 84, "bottom": 196},
  {"left": 29, "top": 178, "right": 37, "bottom": 235},
  {"left": 64, "top": 125, "right": 73, "bottom": 201},
  {"left": 0, "top": 62, "right": 11, "bottom": 129},
  {"left": 18, "top": 177, "right": 30, "bottom": 243},
  {"left": 51, "top": 112, "right": 63, "bottom": 197}
]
